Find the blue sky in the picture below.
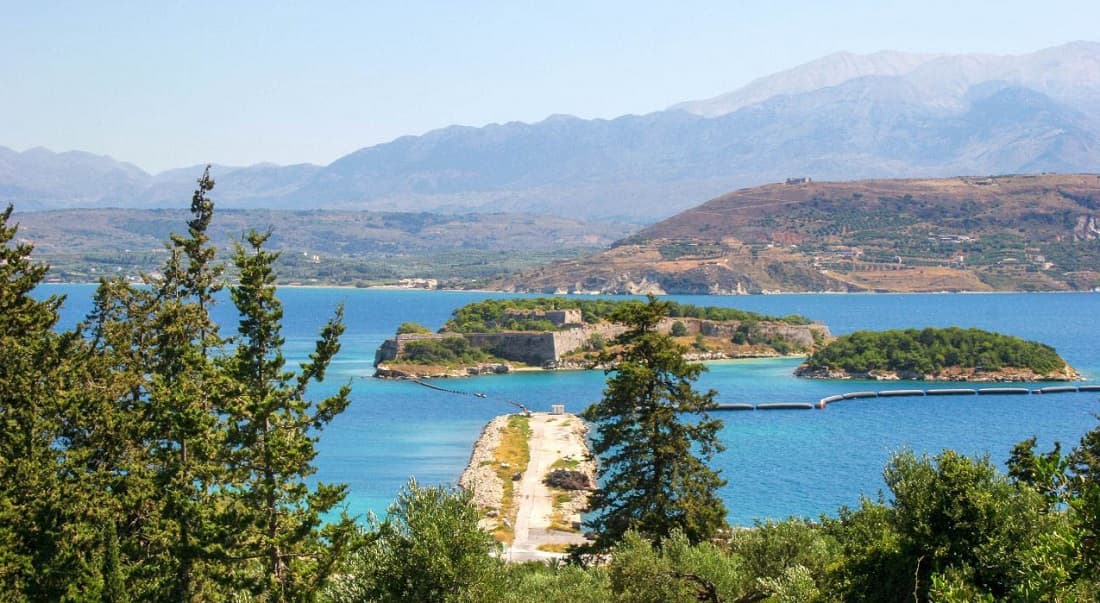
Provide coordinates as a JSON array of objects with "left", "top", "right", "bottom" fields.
[{"left": 2, "top": 1, "right": 1097, "bottom": 172}]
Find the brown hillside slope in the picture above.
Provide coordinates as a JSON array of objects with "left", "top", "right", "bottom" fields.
[{"left": 497, "top": 174, "right": 1100, "bottom": 294}]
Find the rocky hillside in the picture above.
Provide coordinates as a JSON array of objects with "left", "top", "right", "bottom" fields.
[{"left": 496, "top": 174, "right": 1100, "bottom": 294}]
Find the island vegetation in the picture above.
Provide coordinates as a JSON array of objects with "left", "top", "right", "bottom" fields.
[
  {"left": 376, "top": 297, "right": 826, "bottom": 378},
  {"left": 796, "top": 326, "right": 1077, "bottom": 381},
  {"left": 444, "top": 297, "right": 810, "bottom": 333},
  {"left": 3, "top": 177, "right": 1100, "bottom": 601}
]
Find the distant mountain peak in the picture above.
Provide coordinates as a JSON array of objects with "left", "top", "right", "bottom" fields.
[{"left": 671, "top": 49, "right": 941, "bottom": 117}]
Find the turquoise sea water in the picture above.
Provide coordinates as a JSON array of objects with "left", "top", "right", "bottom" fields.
[{"left": 42, "top": 285, "right": 1100, "bottom": 526}]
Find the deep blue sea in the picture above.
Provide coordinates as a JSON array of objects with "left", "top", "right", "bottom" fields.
[{"left": 40, "top": 285, "right": 1100, "bottom": 526}]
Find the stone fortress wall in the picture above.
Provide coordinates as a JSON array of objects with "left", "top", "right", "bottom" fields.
[{"left": 375, "top": 309, "right": 830, "bottom": 368}]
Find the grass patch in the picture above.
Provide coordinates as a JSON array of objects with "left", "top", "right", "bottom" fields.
[
  {"left": 491, "top": 414, "right": 531, "bottom": 543},
  {"left": 547, "top": 485, "right": 580, "bottom": 533},
  {"left": 551, "top": 457, "right": 581, "bottom": 470},
  {"left": 537, "top": 543, "right": 573, "bottom": 554}
]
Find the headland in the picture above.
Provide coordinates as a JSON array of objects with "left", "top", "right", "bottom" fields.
[{"left": 459, "top": 411, "right": 595, "bottom": 562}]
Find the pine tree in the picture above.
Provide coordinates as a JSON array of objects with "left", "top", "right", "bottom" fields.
[
  {"left": 0, "top": 204, "right": 93, "bottom": 598},
  {"left": 220, "top": 229, "right": 356, "bottom": 600},
  {"left": 583, "top": 296, "right": 728, "bottom": 550},
  {"left": 78, "top": 168, "right": 229, "bottom": 601}
]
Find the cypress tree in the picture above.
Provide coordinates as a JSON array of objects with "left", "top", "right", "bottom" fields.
[
  {"left": 583, "top": 296, "right": 728, "bottom": 550},
  {"left": 78, "top": 168, "right": 229, "bottom": 601},
  {"left": 0, "top": 205, "right": 94, "bottom": 598},
  {"left": 220, "top": 229, "right": 356, "bottom": 600}
]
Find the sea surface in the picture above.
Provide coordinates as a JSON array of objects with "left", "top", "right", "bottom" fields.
[{"left": 41, "top": 285, "right": 1100, "bottom": 526}]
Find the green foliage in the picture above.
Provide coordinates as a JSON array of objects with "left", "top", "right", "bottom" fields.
[
  {"left": 803, "top": 326, "right": 1067, "bottom": 375},
  {"left": 444, "top": 297, "right": 809, "bottom": 333},
  {"left": 498, "top": 562, "right": 610, "bottom": 603},
  {"left": 885, "top": 450, "right": 1053, "bottom": 600},
  {"left": 821, "top": 499, "right": 910, "bottom": 601},
  {"left": 219, "top": 229, "right": 357, "bottom": 600},
  {"left": 0, "top": 171, "right": 356, "bottom": 601},
  {"left": 657, "top": 241, "right": 726, "bottom": 260},
  {"left": 327, "top": 480, "right": 503, "bottom": 603},
  {"left": 583, "top": 297, "right": 727, "bottom": 549},
  {"left": 1007, "top": 437, "right": 1071, "bottom": 508},
  {"left": 396, "top": 321, "right": 432, "bottom": 334},
  {"left": 0, "top": 204, "right": 91, "bottom": 599},
  {"left": 608, "top": 530, "right": 741, "bottom": 603},
  {"left": 727, "top": 519, "right": 837, "bottom": 591},
  {"left": 670, "top": 321, "right": 688, "bottom": 337},
  {"left": 401, "top": 336, "right": 493, "bottom": 365}
]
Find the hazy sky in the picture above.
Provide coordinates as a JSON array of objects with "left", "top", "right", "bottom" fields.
[{"left": 3, "top": 1, "right": 1098, "bottom": 173}]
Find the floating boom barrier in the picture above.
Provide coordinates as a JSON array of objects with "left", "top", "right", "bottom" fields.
[
  {"left": 409, "top": 377, "right": 1098, "bottom": 413},
  {"left": 721, "top": 383, "right": 1099, "bottom": 412}
]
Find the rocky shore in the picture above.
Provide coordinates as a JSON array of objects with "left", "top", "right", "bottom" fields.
[
  {"left": 459, "top": 415, "right": 509, "bottom": 529},
  {"left": 794, "top": 365, "right": 1080, "bottom": 382}
]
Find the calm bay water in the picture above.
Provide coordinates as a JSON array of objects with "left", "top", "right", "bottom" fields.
[{"left": 42, "top": 285, "right": 1100, "bottom": 525}]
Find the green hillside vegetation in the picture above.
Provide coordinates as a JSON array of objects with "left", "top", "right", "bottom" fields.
[
  {"left": 802, "top": 327, "right": 1067, "bottom": 375},
  {"left": 444, "top": 297, "right": 809, "bottom": 333},
  {"left": 400, "top": 337, "right": 494, "bottom": 366},
  {"left": 500, "top": 174, "right": 1100, "bottom": 294},
  {"left": 12, "top": 207, "right": 632, "bottom": 286}
]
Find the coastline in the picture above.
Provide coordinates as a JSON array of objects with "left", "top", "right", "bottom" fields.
[{"left": 37, "top": 281, "right": 1100, "bottom": 295}]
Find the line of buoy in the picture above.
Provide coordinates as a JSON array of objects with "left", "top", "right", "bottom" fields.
[
  {"left": 1038, "top": 385, "right": 1078, "bottom": 394},
  {"left": 715, "top": 403, "right": 755, "bottom": 411},
  {"left": 978, "top": 387, "right": 1031, "bottom": 395},
  {"left": 926, "top": 388, "right": 978, "bottom": 396},
  {"left": 818, "top": 384, "right": 1097, "bottom": 408},
  {"left": 713, "top": 402, "right": 813, "bottom": 411}
]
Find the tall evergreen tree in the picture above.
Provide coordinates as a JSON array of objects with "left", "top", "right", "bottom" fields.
[
  {"left": 220, "top": 229, "right": 356, "bottom": 600},
  {"left": 146, "top": 166, "right": 227, "bottom": 601},
  {"left": 0, "top": 205, "right": 96, "bottom": 598},
  {"left": 583, "top": 296, "right": 728, "bottom": 550},
  {"left": 77, "top": 168, "right": 229, "bottom": 601}
]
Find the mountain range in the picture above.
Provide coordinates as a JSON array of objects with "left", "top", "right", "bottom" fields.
[{"left": 4, "top": 41, "right": 1099, "bottom": 221}]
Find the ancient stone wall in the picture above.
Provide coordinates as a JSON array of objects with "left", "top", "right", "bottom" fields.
[
  {"left": 464, "top": 332, "right": 558, "bottom": 365},
  {"left": 376, "top": 317, "right": 831, "bottom": 368},
  {"left": 551, "top": 323, "right": 627, "bottom": 359},
  {"left": 656, "top": 317, "right": 830, "bottom": 348}
]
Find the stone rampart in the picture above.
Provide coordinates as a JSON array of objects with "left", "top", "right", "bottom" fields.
[
  {"left": 657, "top": 317, "right": 830, "bottom": 348},
  {"left": 375, "top": 317, "right": 830, "bottom": 369},
  {"left": 464, "top": 332, "right": 558, "bottom": 365},
  {"left": 551, "top": 324, "right": 627, "bottom": 359}
]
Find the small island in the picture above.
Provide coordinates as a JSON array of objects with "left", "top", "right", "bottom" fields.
[
  {"left": 375, "top": 298, "right": 831, "bottom": 379},
  {"left": 795, "top": 327, "right": 1079, "bottom": 382}
]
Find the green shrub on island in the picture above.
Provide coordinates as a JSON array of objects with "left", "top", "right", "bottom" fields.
[
  {"left": 444, "top": 297, "right": 809, "bottom": 333},
  {"left": 802, "top": 327, "right": 1066, "bottom": 376},
  {"left": 396, "top": 321, "right": 433, "bottom": 334},
  {"left": 400, "top": 336, "right": 493, "bottom": 366},
  {"left": 670, "top": 320, "right": 689, "bottom": 336}
]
